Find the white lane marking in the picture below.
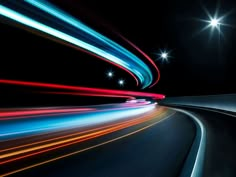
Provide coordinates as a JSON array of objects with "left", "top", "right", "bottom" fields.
[{"left": 167, "top": 107, "right": 206, "bottom": 177}]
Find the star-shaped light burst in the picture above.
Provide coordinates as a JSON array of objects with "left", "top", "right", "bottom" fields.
[
  {"left": 156, "top": 49, "right": 171, "bottom": 63},
  {"left": 202, "top": 15, "right": 223, "bottom": 35},
  {"left": 118, "top": 79, "right": 125, "bottom": 86},
  {"left": 198, "top": 6, "right": 232, "bottom": 38}
]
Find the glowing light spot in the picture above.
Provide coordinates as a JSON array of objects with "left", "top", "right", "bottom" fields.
[
  {"left": 161, "top": 52, "right": 168, "bottom": 59},
  {"left": 118, "top": 79, "right": 124, "bottom": 86},
  {"left": 107, "top": 71, "right": 114, "bottom": 78},
  {"left": 210, "top": 18, "right": 220, "bottom": 27},
  {"left": 156, "top": 49, "right": 171, "bottom": 63}
]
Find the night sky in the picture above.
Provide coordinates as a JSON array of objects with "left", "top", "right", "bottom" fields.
[{"left": 1, "top": 0, "right": 236, "bottom": 106}]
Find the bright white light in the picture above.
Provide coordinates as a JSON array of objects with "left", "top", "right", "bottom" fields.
[
  {"left": 210, "top": 18, "right": 220, "bottom": 27},
  {"left": 161, "top": 52, "right": 168, "bottom": 59},
  {"left": 107, "top": 71, "right": 113, "bottom": 78},
  {"left": 155, "top": 49, "right": 172, "bottom": 63},
  {"left": 198, "top": 6, "right": 232, "bottom": 38},
  {"left": 118, "top": 79, "right": 124, "bottom": 86},
  {"left": 157, "top": 50, "right": 170, "bottom": 63}
]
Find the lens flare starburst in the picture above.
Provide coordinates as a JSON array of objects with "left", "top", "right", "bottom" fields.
[
  {"left": 155, "top": 49, "right": 172, "bottom": 63},
  {"left": 197, "top": 5, "right": 233, "bottom": 39}
]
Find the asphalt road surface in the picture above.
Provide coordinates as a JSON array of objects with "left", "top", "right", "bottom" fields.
[
  {"left": 169, "top": 106, "right": 236, "bottom": 177},
  {"left": 7, "top": 109, "right": 196, "bottom": 177}
]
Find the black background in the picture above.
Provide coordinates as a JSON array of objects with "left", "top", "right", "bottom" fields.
[{"left": 1, "top": 0, "right": 236, "bottom": 107}]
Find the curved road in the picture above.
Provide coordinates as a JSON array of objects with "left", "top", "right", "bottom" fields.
[
  {"left": 4, "top": 104, "right": 236, "bottom": 177},
  {"left": 2, "top": 108, "right": 196, "bottom": 177},
  {"left": 167, "top": 106, "right": 236, "bottom": 177}
]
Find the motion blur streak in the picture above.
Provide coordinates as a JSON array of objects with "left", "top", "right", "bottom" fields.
[
  {"left": 1, "top": 109, "right": 172, "bottom": 177},
  {"left": 0, "top": 1, "right": 166, "bottom": 176},
  {"left": 0, "top": 107, "right": 95, "bottom": 120},
  {"left": 0, "top": 104, "right": 155, "bottom": 140},
  {"left": 120, "top": 36, "right": 160, "bottom": 88},
  {"left": 0, "top": 0, "right": 160, "bottom": 88},
  {"left": 0, "top": 106, "right": 158, "bottom": 162},
  {"left": 0, "top": 108, "right": 161, "bottom": 153},
  {"left": 0, "top": 79, "right": 165, "bottom": 99},
  {"left": 0, "top": 105, "right": 172, "bottom": 176},
  {"left": 42, "top": 91, "right": 136, "bottom": 100}
]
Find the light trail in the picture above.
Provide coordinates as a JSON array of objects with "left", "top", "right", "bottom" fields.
[
  {"left": 0, "top": 0, "right": 160, "bottom": 88},
  {"left": 0, "top": 104, "right": 156, "bottom": 140},
  {"left": 2, "top": 107, "right": 174, "bottom": 176},
  {"left": 119, "top": 36, "right": 161, "bottom": 88},
  {"left": 0, "top": 108, "right": 167, "bottom": 153},
  {"left": 0, "top": 107, "right": 95, "bottom": 120},
  {"left": 0, "top": 107, "right": 164, "bottom": 163},
  {"left": 0, "top": 1, "right": 166, "bottom": 176},
  {"left": 0, "top": 79, "right": 165, "bottom": 100}
]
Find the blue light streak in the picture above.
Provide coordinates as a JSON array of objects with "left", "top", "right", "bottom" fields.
[
  {"left": 0, "top": 1, "right": 154, "bottom": 88},
  {"left": 0, "top": 105, "right": 155, "bottom": 141}
]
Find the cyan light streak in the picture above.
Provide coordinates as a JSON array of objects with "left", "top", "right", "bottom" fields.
[
  {"left": 0, "top": 1, "right": 154, "bottom": 88},
  {"left": 0, "top": 105, "right": 155, "bottom": 141},
  {"left": 173, "top": 109, "right": 206, "bottom": 177}
]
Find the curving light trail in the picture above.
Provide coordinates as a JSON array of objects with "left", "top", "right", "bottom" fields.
[
  {"left": 0, "top": 103, "right": 172, "bottom": 176},
  {"left": 0, "top": 77, "right": 166, "bottom": 176},
  {"left": 0, "top": 103, "right": 156, "bottom": 141},
  {"left": 0, "top": 79, "right": 165, "bottom": 100},
  {"left": 119, "top": 35, "right": 161, "bottom": 88},
  {"left": 0, "top": 1, "right": 166, "bottom": 176},
  {"left": 0, "top": 0, "right": 160, "bottom": 88}
]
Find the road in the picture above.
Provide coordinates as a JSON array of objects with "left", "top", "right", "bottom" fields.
[
  {"left": 168, "top": 106, "right": 236, "bottom": 177},
  {"left": 3, "top": 104, "right": 236, "bottom": 177},
  {"left": 1, "top": 107, "right": 196, "bottom": 177}
]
